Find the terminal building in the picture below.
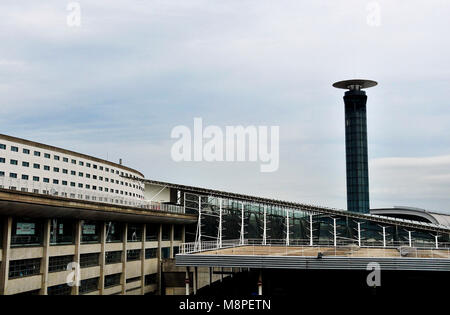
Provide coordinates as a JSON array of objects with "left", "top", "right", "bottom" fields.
[{"left": 2, "top": 132, "right": 450, "bottom": 296}]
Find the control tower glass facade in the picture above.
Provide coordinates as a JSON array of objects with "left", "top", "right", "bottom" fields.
[{"left": 344, "top": 90, "right": 370, "bottom": 213}]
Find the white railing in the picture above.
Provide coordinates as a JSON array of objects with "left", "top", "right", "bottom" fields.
[
  {"left": 178, "top": 238, "right": 450, "bottom": 259},
  {"left": 0, "top": 177, "right": 185, "bottom": 214}
]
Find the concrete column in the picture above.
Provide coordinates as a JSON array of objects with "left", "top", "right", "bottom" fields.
[
  {"left": 209, "top": 267, "right": 212, "bottom": 286},
  {"left": 193, "top": 266, "right": 197, "bottom": 295},
  {"left": 99, "top": 222, "right": 106, "bottom": 295},
  {"left": 185, "top": 268, "right": 190, "bottom": 295},
  {"left": 141, "top": 223, "right": 146, "bottom": 295},
  {"left": 71, "top": 220, "right": 82, "bottom": 295},
  {"left": 170, "top": 224, "right": 174, "bottom": 258},
  {"left": 40, "top": 219, "right": 51, "bottom": 295},
  {"left": 258, "top": 270, "right": 263, "bottom": 296},
  {"left": 157, "top": 224, "right": 162, "bottom": 295},
  {"left": 121, "top": 223, "right": 128, "bottom": 295},
  {"left": 0, "top": 217, "right": 12, "bottom": 295},
  {"left": 182, "top": 225, "right": 186, "bottom": 243}
]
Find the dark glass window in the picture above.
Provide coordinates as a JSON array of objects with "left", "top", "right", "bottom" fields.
[
  {"left": 144, "top": 274, "right": 157, "bottom": 286},
  {"left": 50, "top": 219, "right": 74, "bottom": 245},
  {"left": 127, "top": 224, "right": 142, "bottom": 242},
  {"left": 10, "top": 159, "right": 18, "bottom": 165},
  {"left": 106, "top": 222, "right": 123, "bottom": 243},
  {"left": 9, "top": 258, "right": 41, "bottom": 278},
  {"left": 104, "top": 273, "right": 121, "bottom": 288},
  {"left": 49, "top": 255, "right": 74, "bottom": 273},
  {"left": 80, "top": 253, "right": 99, "bottom": 268},
  {"left": 105, "top": 251, "right": 122, "bottom": 264},
  {"left": 145, "top": 248, "right": 157, "bottom": 259},
  {"left": 162, "top": 224, "right": 170, "bottom": 241},
  {"left": 127, "top": 249, "right": 141, "bottom": 261},
  {"left": 11, "top": 146, "right": 18, "bottom": 152},
  {"left": 11, "top": 218, "right": 43, "bottom": 247},
  {"left": 81, "top": 221, "right": 101, "bottom": 243},
  {"left": 47, "top": 284, "right": 71, "bottom": 295},
  {"left": 79, "top": 277, "right": 99, "bottom": 294},
  {"left": 161, "top": 247, "right": 170, "bottom": 259},
  {"left": 146, "top": 224, "right": 159, "bottom": 241},
  {"left": 174, "top": 225, "right": 183, "bottom": 241}
]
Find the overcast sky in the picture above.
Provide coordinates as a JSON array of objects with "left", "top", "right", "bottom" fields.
[{"left": 1, "top": 0, "right": 450, "bottom": 213}]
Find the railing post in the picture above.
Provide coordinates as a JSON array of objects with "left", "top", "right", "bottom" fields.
[
  {"left": 286, "top": 209, "right": 290, "bottom": 247},
  {"left": 357, "top": 222, "right": 361, "bottom": 247},
  {"left": 240, "top": 202, "right": 245, "bottom": 246},
  {"left": 263, "top": 205, "right": 267, "bottom": 246},
  {"left": 309, "top": 214, "right": 313, "bottom": 246},
  {"left": 333, "top": 218, "right": 337, "bottom": 247}
]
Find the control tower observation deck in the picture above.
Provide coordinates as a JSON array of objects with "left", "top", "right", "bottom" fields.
[{"left": 333, "top": 79, "right": 377, "bottom": 214}]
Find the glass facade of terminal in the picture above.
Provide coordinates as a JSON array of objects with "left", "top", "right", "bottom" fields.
[{"left": 184, "top": 193, "right": 450, "bottom": 247}]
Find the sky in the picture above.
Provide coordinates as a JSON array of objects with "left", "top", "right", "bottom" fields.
[{"left": 1, "top": 0, "right": 450, "bottom": 213}]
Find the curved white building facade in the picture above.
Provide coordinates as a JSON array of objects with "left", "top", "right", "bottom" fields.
[{"left": 0, "top": 134, "right": 145, "bottom": 207}]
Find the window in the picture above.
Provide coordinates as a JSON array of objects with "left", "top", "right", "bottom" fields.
[
  {"left": 33, "top": 176, "right": 39, "bottom": 182},
  {"left": 162, "top": 224, "right": 171, "bottom": 241},
  {"left": 127, "top": 249, "right": 141, "bottom": 261},
  {"left": 0, "top": 157, "right": 5, "bottom": 163},
  {"left": 71, "top": 170, "right": 76, "bottom": 175},
  {"left": 145, "top": 274, "right": 157, "bottom": 286},
  {"left": 63, "top": 157, "right": 69, "bottom": 162},
  {"left": 10, "top": 159, "right": 18, "bottom": 165},
  {"left": 71, "top": 159, "right": 76, "bottom": 164},
  {"left": 85, "top": 184, "right": 90, "bottom": 189},
  {"left": 33, "top": 163, "right": 40, "bottom": 169},
  {"left": 79, "top": 277, "right": 99, "bottom": 294},
  {"left": 86, "top": 163, "right": 91, "bottom": 168},
  {"left": 86, "top": 173, "right": 90, "bottom": 179},
  {"left": 70, "top": 182, "right": 75, "bottom": 187},
  {"left": 126, "top": 276, "right": 140, "bottom": 283},
  {"left": 43, "top": 178, "right": 49, "bottom": 183},
  {"left": 99, "top": 166, "right": 103, "bottom": 171},
  {"left": 53, "top": 167, "right": 59, "bottom": 172},
  {"left": 0, "top": 143, "right": 6, "bottom": 149},
  {"left": 161, "top": 247, "right": 170, "bottom": 259},
  {"left": 34, "top": 151, "right": 41, "bottom": 157},
  {"left": 80, "top": 253, "right": 99, "bottom": 268},
  {"left": 9, "top": 259, "right": 41, "bottom": 278},
  {"left": 93, "top": 164, "right": 97, "bottom": 169},
  {"left": 10, "top": 173, "right": 17, "bottom": 178},
  {"left": 62, "top": 180, "right": 67, "bottom": 186},
  {"left": 63, "top": 169, "right": 68, "bottom": 174},
  {"left": 78, "top": 183, "right": 83, "bottom": 188},
  {"left": 47, "top": 284, "right": 71, "bottom": 295},
  {"left": 11, "top": 146, "right": 18, "bottom": 152},
  {"left": 81, "top": 221, "right": 100, "bottom": 243},
  {"left": 44, "top": 153, "right": 50, "bottom": 158},
  {"left": 93, "top": 175, "right": 97, "bottom": 180},
  {"left": 105, "top": 251, "right": 122, "bottom": 264},
  {"left": 174, "top": 225, "right": 183, "bottom": 241},
  {"left": 21, "top": 175, "right": 29, "bottom": 180},
  {"left": 104, "top": 273, "right": 121, "bottom": 288},
  {"left": 50, "top": 219, "right": 74, "bottom": 245},
  {"left": 44, "top": 165, "right": 50, "bottom": 171},
  {"left": 127, "top": 224, "right": 142, "bottom": 242},
  {"left": 146, "top": 224, "right": 159, "bottom": 241},
  {"left": 49, "top": 255, "right": 74, "bottom": 273},
  {"left": 23, "top": 148, "right": 30, "bottom": 154},
  {"left": 54, "top": 155, "right": 60, "bottom": 161},
  {"left": 53, "top": 179, "right": 59, "bottom": 184},
  {"left": 0, "top": 171, "right": 5, "bottom": 177},
  {"left": 79, "top": 161, "right": 84, "bottom": 166},
  {"left": 22, "top": 161, "right": 29, "bottom": 167},
  {"left": 78, "top": 172, "right": 83, "bottom": 177},
  {"left": 145, "top": 248, "right": 157, "bottom": 259}
]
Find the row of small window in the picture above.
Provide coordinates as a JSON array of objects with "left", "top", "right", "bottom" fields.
[
  {"left": 46, "top": 274, "right": 156, "bottom": 295},
  {"left": 0, "top": 143, "right": 142, "bottom": 184},
  {"left": 0, "top": 172, "right": 141, "bottom": 197},
  {"left": 0, "top": 158, "right": 141, "bottom": 189},
  {"left": 8, "top": 249, "right": 165, "bottom": 280}
]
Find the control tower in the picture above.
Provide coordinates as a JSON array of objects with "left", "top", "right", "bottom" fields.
[{"left": 333, "top": 79, "right": 377, "bottom": 214}]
